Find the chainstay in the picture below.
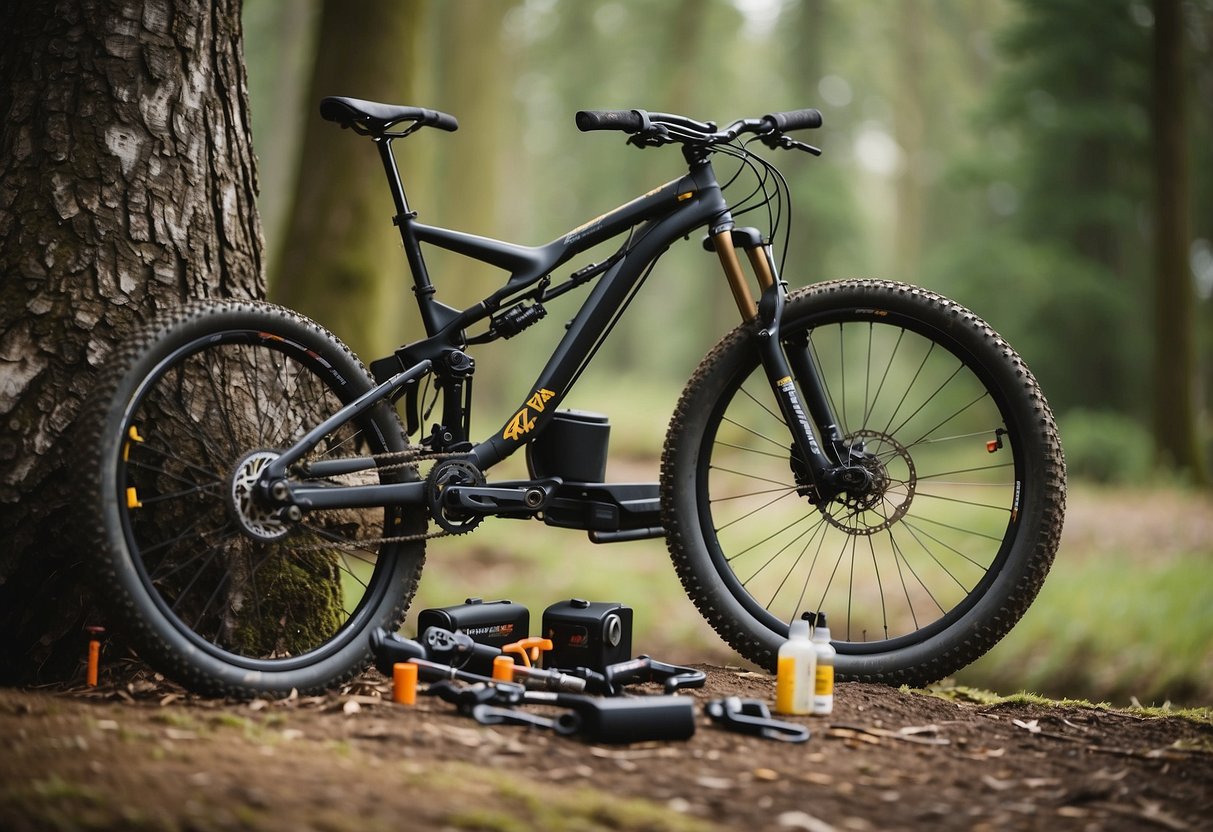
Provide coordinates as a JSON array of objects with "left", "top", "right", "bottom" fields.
[{"left": 288, "top": 447, "right": 460, "bottom": 550}]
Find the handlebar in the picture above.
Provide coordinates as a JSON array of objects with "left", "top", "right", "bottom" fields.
[{"left": 575, "top": 107, "right": 822, "bottom": 146}]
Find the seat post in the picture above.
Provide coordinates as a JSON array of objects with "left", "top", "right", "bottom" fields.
[{"left": 377, "top": 137, "right": 441, "bottom": 333}]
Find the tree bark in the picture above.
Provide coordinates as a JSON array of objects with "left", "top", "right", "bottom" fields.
[
  {"left": 1151, "top": 0, "right": 1207, "bottom": 484},
  {"left": 0, "top": 0, "right": 264, "bottom": 681}
]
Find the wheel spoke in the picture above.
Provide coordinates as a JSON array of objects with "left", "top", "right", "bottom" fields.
[
  {"left": 102, "top": 311, "right": 424, "bottom": 688},
  {"left": 687, "top": 290, "right": 1048, "bottom": 660}
]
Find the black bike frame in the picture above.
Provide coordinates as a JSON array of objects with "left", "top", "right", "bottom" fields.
[
  {"left": 267, "top": 136, "right": 845, "bottom": 511},
  {"left": 381, "top": 138, "right": 740, "bottom": 471}
]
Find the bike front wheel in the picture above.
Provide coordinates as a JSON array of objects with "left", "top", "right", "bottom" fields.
[
  {"left": 661, "top": 279, "right": 1065, "bottom": 685},
  {"left": 79, "top": 300, "right": 427, "bottom": 697}
]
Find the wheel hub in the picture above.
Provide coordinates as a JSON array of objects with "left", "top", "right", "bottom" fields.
[
  {"left": 820, "top": 430, "right": 916, "bottom": 536},
  {"left": 229, "top": 450, "right": 292, "bottom": 541}
]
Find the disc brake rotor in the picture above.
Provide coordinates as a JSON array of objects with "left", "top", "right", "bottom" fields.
[
  {"left": 819, "top": 430, "right": 916, "bottom": 536},
  {"left": 229, "top": 450, "right": 292, "bottom": 541}
]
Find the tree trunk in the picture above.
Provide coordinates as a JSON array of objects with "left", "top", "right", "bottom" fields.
[
  {"left": 893, "top": 0, "right": 925, "bottom": 283},
  {"left": 1151, "top": 0, "right": 1207, "bottom": 484},
  {"left": 0, "top": 0, "right": 264, "bottom": 682},
  {"left": 269, "top": 0, "right": 426, "bottom": 363}
]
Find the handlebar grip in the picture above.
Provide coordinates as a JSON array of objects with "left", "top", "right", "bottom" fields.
[
  {"left": 762, "top": 108, "right": 823, "bottom": 132},
  {"left": 575, "top": 109, "right": 646, "bottom": 133}
]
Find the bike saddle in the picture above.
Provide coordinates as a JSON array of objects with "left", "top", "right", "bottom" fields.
[{"left": 320, "top": 96, "right": 458, "bottom": 134}]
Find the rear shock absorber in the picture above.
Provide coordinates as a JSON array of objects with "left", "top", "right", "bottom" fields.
[{"left": 493, "top": 302, "right": 547, "bottom": 339}]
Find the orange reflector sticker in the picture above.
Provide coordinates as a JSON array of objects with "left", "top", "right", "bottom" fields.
[{"left": 126, "top": 487, "right": 142, "bottom": 509}]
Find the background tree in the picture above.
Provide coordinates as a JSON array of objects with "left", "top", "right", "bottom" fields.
[
  {"left": 1151, "top": 0, "right": 1206, "bottom": 484},
  {"left": 269, "top": 0, "right": 426, "bottom": 362},
  {"left": 0, "top": 0, "right": 263, "bottom": 681}
]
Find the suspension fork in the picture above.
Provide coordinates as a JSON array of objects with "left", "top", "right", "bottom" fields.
[
  {"left": 711, "top": 230, "right": 847, "bottom": 497},
  {"left": 753, "top": 286, "right": 843, "bottom": 493}
]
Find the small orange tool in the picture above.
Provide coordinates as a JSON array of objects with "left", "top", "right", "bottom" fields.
[
  {"left": 392, "top": 661, "right": 418, "bottom": 705},
  {"left": 501, "top": 636, "right": 552, "bottom": 668},
  {"left": 492, "top": 655, "right": 515, "bottom": 682},
  {"left": 85, "top": 626, "right": 105, "bottom": 687}
]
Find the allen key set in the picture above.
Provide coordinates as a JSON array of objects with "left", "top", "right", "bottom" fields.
[{"left": 370, "top": 597, "right": 811, "bottom": 745}]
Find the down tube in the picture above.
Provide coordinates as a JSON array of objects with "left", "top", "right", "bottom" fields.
[{"left": 470, "top": 196, "right": 725, "bottom": 470}]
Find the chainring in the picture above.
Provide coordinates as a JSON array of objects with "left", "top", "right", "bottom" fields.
[{"left": 425, "top": 458, "right": 486, "bottom": 535}]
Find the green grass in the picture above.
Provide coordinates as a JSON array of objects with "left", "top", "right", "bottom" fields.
[
  {"left": 955, "top": 547, "right": 1213, "bottom": 708},
  {"left": 918, "top": 683, "right": 1213, "bottom": 725},
  {"left": 441, "top": 764, "right": 715, "bottom": 832}
]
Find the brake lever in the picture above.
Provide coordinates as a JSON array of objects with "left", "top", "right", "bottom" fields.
[
  {"left": 760, "top": 134, "right": 822, "bottom": 156},
  {"left": 626, "top": 124, "right": 673, "bottom": 149}
]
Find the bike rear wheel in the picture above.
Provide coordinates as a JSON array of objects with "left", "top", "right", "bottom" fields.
[
  {"left": 79, "top": 300, "right": 426, "bottom": 697},
  {"left": 661, "top": 279, "right": 1065, "bottom": 685}
]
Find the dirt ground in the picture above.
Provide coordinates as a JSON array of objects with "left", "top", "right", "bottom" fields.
[{"left": 2, "top": 667, "right": 1211, "bottom": 832}]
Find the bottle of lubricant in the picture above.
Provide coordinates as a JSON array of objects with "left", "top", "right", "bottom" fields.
[
  {"left": 811, "top": 612, "right": 835, "bottom": 716},
  {"left": 774, "top": 617, "right": 816, "bottom": 715}
]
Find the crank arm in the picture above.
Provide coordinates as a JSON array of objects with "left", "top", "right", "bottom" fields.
[{"left": 444, "top": 478, "right": 562, "bottom": 515}]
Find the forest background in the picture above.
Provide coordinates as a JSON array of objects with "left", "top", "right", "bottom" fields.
[{"left": 243, "top": 0, "right": 1213, "bottom": 706}]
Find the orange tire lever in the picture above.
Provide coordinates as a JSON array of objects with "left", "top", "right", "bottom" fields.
[{"left": 501, "top": 636, "right": 552, "bottom": 668}]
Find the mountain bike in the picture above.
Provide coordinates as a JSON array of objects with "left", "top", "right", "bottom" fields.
[{"left": 79, "top": 96, "right": 1066, "bottom": 698}]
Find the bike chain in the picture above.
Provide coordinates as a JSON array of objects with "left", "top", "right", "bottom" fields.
[{"left": 286, "top": 447, "right": 468, "bottom": 551}]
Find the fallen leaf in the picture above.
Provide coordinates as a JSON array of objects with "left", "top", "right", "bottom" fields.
[
  {"left": 777, "top": 809, "right": 837, "bottom": 831},
  {"left": 753, "top": 768, "right": 779, "bottom": 781},
  {"left": 898, "top": 724, "right": 941, "bottom": 736},
  {"left": 667, "top": 798, "right": 693, "bottom": 813},
  {"left": 981, "top": 775, "right": 1015, "bottom": 792},
  {"left": 828, "top": 727, "right": 881, "bottom": 745},
  {"left": 1012, "top": 718, "right": 1041, "bottom": 734}
]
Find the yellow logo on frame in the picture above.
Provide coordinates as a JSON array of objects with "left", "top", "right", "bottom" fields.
[{"left": 503, "top": 388, "right": 556, "bottom": 441}]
